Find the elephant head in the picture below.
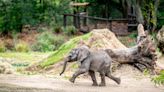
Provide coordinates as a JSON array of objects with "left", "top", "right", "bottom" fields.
[
  {"left": 76, "top": 46, "right": 90, "bottom": 62},
  {"left": 60, "top": 46, "right": 90, "bottom": 75}
]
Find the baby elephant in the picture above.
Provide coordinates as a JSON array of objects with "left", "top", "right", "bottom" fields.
[{"left": 60, "top": 46, "right": 120, "bottom": 86}]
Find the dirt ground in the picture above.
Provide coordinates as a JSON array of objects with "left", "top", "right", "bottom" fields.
[
  {"left": 0, "top": 65, "right": 164, "bottom": 92},
  {"left": 0, "top": 52, "right": 164, "bottom": 92},
  {"left": 0, "top": 55, "right": 164, "bottom": 92}
]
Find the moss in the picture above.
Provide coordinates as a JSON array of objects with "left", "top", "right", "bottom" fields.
[{"left": 39, "top": 33, "right": 91, "bottom": 68}]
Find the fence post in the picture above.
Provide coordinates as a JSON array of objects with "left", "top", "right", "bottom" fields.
[{"left": 63, "top": 14, "right": 67, "bottom": 28}]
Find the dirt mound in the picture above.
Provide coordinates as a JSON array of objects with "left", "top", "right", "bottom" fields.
[{"left": 86, "top": 29, "right": 127, "bottom": 50}]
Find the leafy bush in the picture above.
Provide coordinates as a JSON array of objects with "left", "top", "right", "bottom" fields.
[
  {"left": 15, "top": 42, "right": 29, "bottom": 52},
  {"left": 152, "top": 70, "right": 164, "bottom": 85},
  {"left": 128, "top": 33, "right": 137, "bottom": 39},
  {"left": 157, "top": 2, "right": 164, "bottom": 28},
  {"left": 0, "top": 0, "right": 72, "bottom": 33},
  {"left": 0, "top": 41, "right": 6, "bottom": 52},
  {"left": 50, "top": 23, "right": 62, "bottom": 33},
  {"left": 32, "top": 32, "right": 65, "bottom": 52},
  {"left": 62, "top": 26, "right": 77, "bottom": 36}
]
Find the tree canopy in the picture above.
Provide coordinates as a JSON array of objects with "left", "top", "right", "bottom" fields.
[{"left": 0, "top": 0, "right": 163, "bottom": 33}]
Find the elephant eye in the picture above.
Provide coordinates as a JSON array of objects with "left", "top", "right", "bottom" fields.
[{"left": 68, "top": 54, "right": 72, "bottom": 57}]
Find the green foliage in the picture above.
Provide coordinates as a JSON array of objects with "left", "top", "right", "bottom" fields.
[
  {"left": 109, "top": 8, "right": 123, "bottom": 18},
  {"left": 157, "top": 3, "right": 164, "bottom": 28},
  {"left": 40, "top": 32, "right": 91, "bottom": 68},
  {"left": 32, "top": 31, "right": 65, "bottom": 52},
  {"left": 152, "top": 70, "right": 164, "bottom": 85},
  {"left": 118, "top": 33, "right": 136, "bottom": 47},
  {"left": 0, "top": 0, "right": 38, "bottom": 33},
  {"left": 128, "top": 33, "right": 137, "bottom": 39},
  {"left": 0, "top": 52, "right": 52, "bottom": 63},
  {"left": 51, "top": 23, "right": 62, "bottom": 33},
  {"left": 14, "top": 42, "right": 29, "bottom": 52},
  {"left": 0, "top": 0, "right": 72, "bottom": 33},
  {"left": 62, "top": 26, "right": 77, "bottom": 36},
  {"left": 75, "top": 0, "right": 87, "bottom": 2},
  {"left": 12, "top": 63, "right": 29, "bottom": 67},
  {"left": 143, "top": 69, "right": 150, "bottom": 76}
]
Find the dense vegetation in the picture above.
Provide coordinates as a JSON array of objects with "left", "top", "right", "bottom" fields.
[
  {"left": 0, "top": 0, "right": 163, "bottom": 34},
  {"left": 0, "top": 0, "right": 72, "bottom": 33}
]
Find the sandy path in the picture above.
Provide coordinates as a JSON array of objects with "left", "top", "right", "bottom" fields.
[
  {"left": 0, "top": 56, "right": 164, "bottom": 92},
  {"left": 0, "top": 74, "right": 163, "bottom": 92}
]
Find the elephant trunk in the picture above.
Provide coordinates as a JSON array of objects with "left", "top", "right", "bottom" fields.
[{"left": 60, "top": 57, "right": 69, "bottom": 75}]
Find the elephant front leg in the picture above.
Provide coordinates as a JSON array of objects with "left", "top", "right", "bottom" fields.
[
  {"left": 89, "top": 70, "right": 98, "bottom": 86},
  {"left": 69, "top": 69, "right": 88, "bottom": 83},
  {"left": 99, "top": 72, "right": 106, "bottom": 86}
]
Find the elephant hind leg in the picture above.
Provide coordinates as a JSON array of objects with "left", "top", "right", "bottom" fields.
[
  {"left": 89, "top": 70, "right": 98, "bottom": 86},
  {"left": 99, "top": 72, "right": 106, "bottom": 86},
  {"left": 106, "top": 73, "right": 121, "bottom": 84}
]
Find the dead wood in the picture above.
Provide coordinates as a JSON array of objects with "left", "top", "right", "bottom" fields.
[{"left": 105, "top": 24, "right": 157, "bottom": 73}]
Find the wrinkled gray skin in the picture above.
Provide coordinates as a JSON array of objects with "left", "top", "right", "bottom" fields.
[{"left": 60, "top": 46, "right": 120, "bottom": 86}]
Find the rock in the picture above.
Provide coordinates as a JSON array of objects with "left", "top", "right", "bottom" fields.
[{"left": 0, "top": 62, "right": 14, "bottom": 74}]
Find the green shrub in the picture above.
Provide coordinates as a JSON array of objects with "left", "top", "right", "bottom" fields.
[
  {"left": 32, "top": 32, "right": 65, "bottom": 52},
  {"left": 36, "top": 28, "right": 46, "bottom": 33},
  {"left": 128, "top": 33, "right": 137, "bottom": 39},
  {"left": 0, "top": 0, "right": 72, "bottom": 33},
  {"left": 54, "top": 35, "right": 66, "bottom": 49},
  {"left": 50, "top": 22, "right": 62, "bottom": 33},
  {"left": 152, "top": 70, "right": 164, "bottom": 85},
  {"left": 62, "top": 26, "right": 77, "bottom": 36},
  {"left": 0, "top": 42, "right": 6, "bottom": 52},
  {"left": 15, "top": 42, "right": 29, "bottom": 52},
  {"left": 118, "top": 36, "right": 136, "bottom": 47},
  {"left": 53, "top": 26, "right": 62, "bottom": 33}
]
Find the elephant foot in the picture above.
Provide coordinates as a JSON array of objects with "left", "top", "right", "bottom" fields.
[
  {"left": 92, "top": 83, "right": 98, "bottom": 86},
  {"left": 115, "top": 78, "right": 121, "bottom": 84},
  {"left": 99, "top": 83, "right": 106, "bottom": 86},
  {"left": 69, "top": 78, "right": 75, "bottom": 83}
]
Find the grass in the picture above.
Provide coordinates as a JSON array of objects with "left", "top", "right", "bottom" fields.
[
  {"left": 152, "top": 70, "right": 164, "bottom": 85},
  {"left": 0, "top": 52, "right": 52, "bottom": 68},
  {"left": 118, "top": 33, "right": 137, "bottom": 47},
  {"left": 39, "top": 32, "right": 91, "bottom": 68},
  {"left": 0, "top": 52, "right": 52, "bottom": 62}
]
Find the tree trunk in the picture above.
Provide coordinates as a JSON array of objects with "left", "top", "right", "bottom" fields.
[
  {"left": 151, "top": 0, "right": 160, "bottom": 31},
  {"left": 135, "top": 1, "right": 144, "bottom": 24}
]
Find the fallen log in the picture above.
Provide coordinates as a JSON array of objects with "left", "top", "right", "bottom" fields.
[{"left": 105, "top": 24, "right": 157, "bottom": 73}]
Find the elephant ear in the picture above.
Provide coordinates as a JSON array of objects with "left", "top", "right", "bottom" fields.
[{"left": 77, "top": 47, "right": 90, "bottom": 63}]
